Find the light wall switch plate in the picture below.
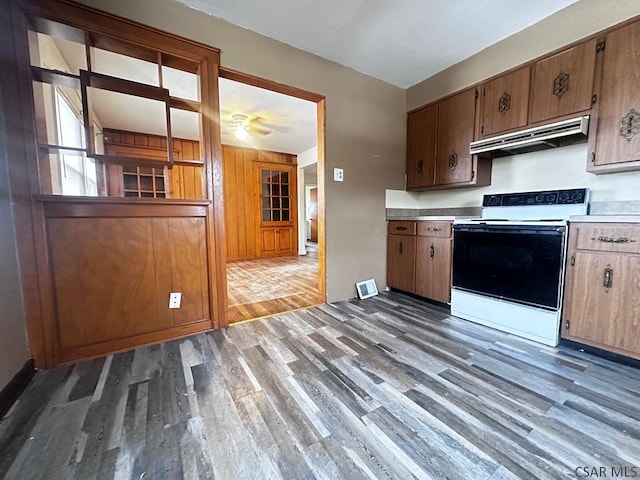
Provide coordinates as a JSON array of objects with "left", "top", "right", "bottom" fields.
[
  {"left": 169, "top": 292, "right": 182, "bottom": 309},
  {"left": 333, "top": 168, "right": 344, "bottom": 182}
]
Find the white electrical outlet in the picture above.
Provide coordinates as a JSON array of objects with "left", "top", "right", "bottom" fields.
[
  {"left": 333, "top": 168, "right": 344, "bottom": 182},
  {"left": 169, "top": 292, "right": 182, "bottom": 309}
]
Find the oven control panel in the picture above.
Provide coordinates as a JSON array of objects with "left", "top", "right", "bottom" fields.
[{"left": 483, "top": 188, "right": 589, "bottom": 207}]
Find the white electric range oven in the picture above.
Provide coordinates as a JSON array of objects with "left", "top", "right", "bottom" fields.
[{"left": 451, "top": 188, "right": 589, "bottom": 346}]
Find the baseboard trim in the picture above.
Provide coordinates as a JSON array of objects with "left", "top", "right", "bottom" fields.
[
  {"left": 560, "top": 339, "right": 640, "bottom": 369},
  {"left": 0, "top": 359, "right": 35, "bottom": 420}
]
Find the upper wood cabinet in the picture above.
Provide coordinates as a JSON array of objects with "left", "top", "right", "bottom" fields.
[
  {"left": 406, "top": 104, "right": 437, "bottom": 189},
  {"left": 436, "top": 89, "right": 478, "bottom": 185},
  {"left": 479, "top": 66, "right": 530, "bottom": 137},
  {"left": 589, "top": 21, "right": 640, "bottom": 173},
  {"left": 529, "top": 38, "right": 598, "bottom": 124},
  {"left": 406, "top": 89, "right": 491, "bottom": 190}
]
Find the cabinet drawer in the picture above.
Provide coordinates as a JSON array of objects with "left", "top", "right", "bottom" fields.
[
  {"left": 416, "top": 221, "right": 452, "bottom": 238},
  {"left": 574, "top": 223, "right": 640, "bottom": 254},
  {"left": 388, "top": 221, "right": 416, "bottom": 236}
]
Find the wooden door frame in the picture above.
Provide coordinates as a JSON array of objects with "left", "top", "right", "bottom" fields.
[{"left": 219, "top": 67, "right": 327, "bottom": 304}]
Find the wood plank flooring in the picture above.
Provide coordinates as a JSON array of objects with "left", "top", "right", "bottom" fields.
[
  {"left": 2, "top": 291, "right": 640, "bottom": 479},
  {"left": 227, "top": 247, "right": 319, "bottom": 323}
]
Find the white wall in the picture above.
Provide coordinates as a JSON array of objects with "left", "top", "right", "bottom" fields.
[
  {"left": 389, "top": 145, "right": 640, "bottom": 209},
  {"left": 0, "top": 87, "right": 29, "bottom": 389},
  {"left": 401, "top": 0, "right": 640, "bottom": 211},
  {"left": 297, "top": 146, "right": 317, "bottom": 254}
]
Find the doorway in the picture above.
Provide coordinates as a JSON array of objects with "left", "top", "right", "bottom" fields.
[{"left": 219, "top": 69, "right": 325, "bottom": 324}]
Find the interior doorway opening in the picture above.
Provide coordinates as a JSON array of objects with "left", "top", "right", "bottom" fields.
[{"left": 218, "top": 69, "right": 325, "bottom": 324}]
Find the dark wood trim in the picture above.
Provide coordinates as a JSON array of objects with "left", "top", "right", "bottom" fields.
[
  {"left": 316, "top": 98, "right": 327, "bottom": 303},
  {"left": 169, "top": 97, "right": 201, "bottom": 112},
  {"left": 174, "top": 159, "right": 204, "bottom": 167},
  {"left": 90, "top": 154, "right": 172, "bottom": 169},
  {"left": 202, "top": 60, "right": 226, "bottom": 329},
  {"left": 219, "top": 67, "right": 325, "bottom": 103},
  {"left": 0, "top": 359, "right": 35, "bottom": 420},
  {"left": 34, "top": 195, "right": 211, "bottom": 206},
  {"left": 39, "top": 198, "right": 209, "bottom": 219},
  {"left": 7, "top": 1, "right": 57, "bottom": 368},
  {"left": 31, "top": 66, "right": 80, "bottom": 89},
  {"left": 57, "top": 320, "right": 211, "bottom": 365},
  {"left": 81, "top": 70, "right": 169, "bottom": 102},
  {"left": 17, "top": 0, "right": 220, "bottom": 61}
]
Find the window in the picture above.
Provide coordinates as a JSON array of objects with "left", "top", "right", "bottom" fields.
[{"left": 54, "top": 89, "right": 97, "bottom": 196}]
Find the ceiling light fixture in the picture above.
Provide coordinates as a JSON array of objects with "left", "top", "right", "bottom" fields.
[
  {"left": 231, "top": 113, "right": 250, "bottom": 141},
  {"left": 234, "top": 125, "right": 248, "bottom": 140}
]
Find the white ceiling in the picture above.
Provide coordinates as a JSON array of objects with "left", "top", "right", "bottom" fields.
[
  {"left": 177, "top": 0, "right": 579, "bottom": 88},
  {"left": 219, "top": 78, "right": 317, "bottom": 154}
]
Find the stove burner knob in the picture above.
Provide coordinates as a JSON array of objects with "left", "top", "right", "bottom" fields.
[{"left": 535, "top": 194, "right": 544, "bottom": 203}]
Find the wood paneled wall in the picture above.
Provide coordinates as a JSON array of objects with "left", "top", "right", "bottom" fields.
[
  {"left": 223, "top": 145, "right": 257, "bottom": 261},
  {"left": 44, "top": 199, "right": 212, "bottom": 363},
  {"left": 104, "top": 129, "right": 204, "bottom": 199},
  {"left": 222, "top": 144, "right": 297, "bottom": 261}
]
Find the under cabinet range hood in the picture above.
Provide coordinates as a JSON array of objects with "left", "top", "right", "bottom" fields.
[{"left": 469, "top": 116, "right": 589, "bottom": 156}]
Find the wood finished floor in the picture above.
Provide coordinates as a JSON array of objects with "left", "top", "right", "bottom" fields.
[
  {"left": 227, "top": 245, "right": 319, "bottom": 323},
  {"left": 2, "top": 292, "right": 640, "bottom": 479}
]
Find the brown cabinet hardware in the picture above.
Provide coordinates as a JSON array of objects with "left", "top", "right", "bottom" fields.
[
  {"left": 620, "top": 108, "right": 640, "bottom": 141},
  {"left": 427, "top": 227, "right": 441, "bottom": 232},
  {"left": 498, "top": 92, "right": 511, "bottom": 114},
  {"left": 570, "top": 255, "right": 575, "bottom": 266},
  {"left": 399, "top": 241, "right": 403, "bottom": 254},
  {"left": 429, "top": 244, "right": 434, "bottom": 258},
  {"left": 603, "top": 264, "right": 613, "bottom": 290},
  {"left": 448, "top": 152, "right": 458, "bottom": 170},
  {"left": 416, "top": 159, "right": 424, "bottom": 174},
  {"left": 552, "top": 71, "right": 570, "bottom": 98},
  {"left": 565, "top": 320, "right": 570, "bottom": 330},
  {"left": 395, "top": 226, "right": 408, "bottom": 231},
  {"left": 592, "top": 236, "right": 636, "bottom": 244}
]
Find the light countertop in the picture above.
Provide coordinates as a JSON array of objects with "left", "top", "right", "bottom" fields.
[{"left": 570, "top": 215, "right": 640, "bottom": 223}]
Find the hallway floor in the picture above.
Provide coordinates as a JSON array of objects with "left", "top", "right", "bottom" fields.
[{"left": 227, "top": 243, "right": 319, "bottom": 323}]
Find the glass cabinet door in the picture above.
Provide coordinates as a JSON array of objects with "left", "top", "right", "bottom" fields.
[{"left": 260, "top": 167, "right": 292, "bottom": 223}]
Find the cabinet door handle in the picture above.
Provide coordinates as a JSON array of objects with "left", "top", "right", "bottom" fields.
[
  {"left": 603, "top": 264, "right": 613, "bottom": 291},
  {"left": 416, "top": 159, "right": 424, "bottom": 174},
  {"left": 399, "top": 242, "right": 403, "bottom": 254},
  {"left": 429, "top": 244, "right": 434, "bottom": 259},
  {"left": 395, "top": 226, "right": 408, "bottom": 231},
  {"left": 592, "top": 236, "right": 636, "bottom": 244},
  {"left": 427, "top": 227, "right": 441, "bottom": 232}
]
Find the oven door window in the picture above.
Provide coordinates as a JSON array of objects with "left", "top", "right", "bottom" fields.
[{"left": 452, "top": 226, "right": 565, "bottom": 310}]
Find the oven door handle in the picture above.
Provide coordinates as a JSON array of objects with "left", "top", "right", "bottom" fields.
[{"left": 454, "top": 226, "right": 565, "bottom": 235}]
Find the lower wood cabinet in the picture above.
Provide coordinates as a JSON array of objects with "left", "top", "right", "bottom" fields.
[
  {"left": 387, "top": 220, "right": 452, "bottom": 303},
  {"left": 562, "top": 222, "right": 640, "bottom": 359},
  {"left": 387, "top": 233, "right": 416, "bottom": 293},
  {"left": 259, "top": 226, "right": 295, "bottom": 257}
]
